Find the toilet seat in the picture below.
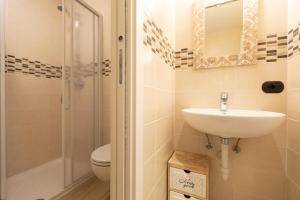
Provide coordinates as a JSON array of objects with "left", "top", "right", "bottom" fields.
[{"left": 91, "top": 144, "right": 111, "bottom": 167}]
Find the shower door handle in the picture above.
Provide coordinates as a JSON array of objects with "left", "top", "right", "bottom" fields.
[{"left": 119, "top": 49, "right": 123, "bottom": 84}]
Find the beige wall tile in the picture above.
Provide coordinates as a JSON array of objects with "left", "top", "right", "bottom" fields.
[
  {"left": 287, "top": 179, "right": 300, "bottom": 200},
  {"left": 287, "top": 89, "right": 300, "bottom": 121},
  {"left": 287, "top": 0, "right": 300, "bottom": 198},
  {"left": 287, "top": 119, "right": 300, "bottom": 154},
  {"left": 154, "top": 140, "right": 173, "bottom": 178},
  {"left": 287, "top": 57, "right": 300, "bottom": 90},
  {"left": 257, "top": 0, "right": 288, "bottom": 36},
  {"left": 288, "top": 0, "right": 300, "bottom": 28},
  {"left": 155, "top": 117, "right": 173, "bottom": 150},
  {"left": 143, "top": 0, "right": 176, "bottom": 198},
  {"left": 287, "top": 149, "right": 300, "bottom": 187},
  {"left": 143, "top": 122, "right": 156, "bottom": 162},
  {"left": 6, "top": 0, "right": 63, "bottom": 66},
  {"left": 143, "top": 86, "right": 158, "bottom": 124},
  {"left": 6, "top": 75, "right": 62, "bottom": 177},
  {"left": 144, "top": 0, "right": 176, "bottom": 46},
  {"left": 143, "top": 156, "right": 156, "bottom": 199},
  {"left": 143, "top": 25, "right": 175, "bottom": 200},
  {"left": 147, "top": 172, "right": 168, "bottom": 200}
]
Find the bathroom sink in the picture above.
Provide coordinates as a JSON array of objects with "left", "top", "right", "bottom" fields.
[{"left": 182, "top": 108, "right": 286, "bottom": 138}]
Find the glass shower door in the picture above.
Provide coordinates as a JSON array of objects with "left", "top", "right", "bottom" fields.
[{"left": 63, "top": 0, "right": 101, "bottom": 186}]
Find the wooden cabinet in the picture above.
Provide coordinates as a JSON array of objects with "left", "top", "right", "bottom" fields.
[{"left": 168, "top": 151, "right": 209, "bottom": 200}]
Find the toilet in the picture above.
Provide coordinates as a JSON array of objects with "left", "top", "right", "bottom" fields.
[{"left": 91, "top": 144, "right": 111, "bottom": 182}]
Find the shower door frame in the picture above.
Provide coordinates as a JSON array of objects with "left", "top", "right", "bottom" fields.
[
  {"left": 0, "top": 0, "right": 6, "bottom": 198},
  {"left": 0, "top": 0, "right": 105, "bottom": 198},
  {"left": 62, "top": 0, "right": 103, "bottom": 188}
]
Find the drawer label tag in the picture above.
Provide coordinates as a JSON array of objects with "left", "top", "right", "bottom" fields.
[
  {"left": 179, "top": 178, "right": 195, "bottom": 189},
  {"left": 170, "top": 167, "right": 207, "bottom": 198}
]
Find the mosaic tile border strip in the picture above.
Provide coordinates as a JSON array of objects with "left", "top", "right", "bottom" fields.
[
  {"left": 143, "top": 18, "right": 300, "bottom": 69},
  {"left": 256, "top": 33, "right": 288, "bottom": 63},
  {"left": 143, "top": 19, "right": 175, "bottom": 68},
  {"left": 5, "top": 55, "right": 112, "bottom": 78},
  {"left": 287, "top": 23, "right": 300, "bottom": 58},
  {"left": 174, "top": 35, "right": 289, "bottom": 69},
  {"left": 102, "top": 59, "right": 111, "bottom": 76},
  {"left": 175, "top": 24, "right": 300, "bottom": 69},
  {"left": 174, "top": 49, "right": 194, "bottom": 69},
  {"left": 5, "top": 55, "right": 62, "bottom": 79}
]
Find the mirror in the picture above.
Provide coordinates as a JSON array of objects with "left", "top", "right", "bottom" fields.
[
  {"left": 193, "top": 0, "right": 258, "bottom": 69},
  {"left": 205, "top": 0, "right": 243, "bottom": 57}
]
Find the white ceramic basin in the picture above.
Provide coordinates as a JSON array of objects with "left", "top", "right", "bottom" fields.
[{"left": 182, "top": 108, "right": 286, "bottom": 138}]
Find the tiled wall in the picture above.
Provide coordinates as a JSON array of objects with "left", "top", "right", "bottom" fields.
[
  {"left": 142, "top": 0, "right": 176, "bottom": 199},
  {"left": 143, "top": 19, "right": 175, "bottom": 68},
  {"left": 287, "top": 0, "right": 300, "bottom": 199},
  {"left": 142, "top": 1, "right": 300, "bottom": 200},
  {"left": 174, "top": 0, "right": 287, "bottom": 200}
]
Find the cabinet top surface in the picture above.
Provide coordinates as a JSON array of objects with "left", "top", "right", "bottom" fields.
[{"left": 169, "top": 151, "right": 209, "bottom": 174}]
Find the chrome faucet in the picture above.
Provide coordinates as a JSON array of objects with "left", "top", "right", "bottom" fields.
[{"left": 220, "top": 92, "right": 228, "bottom": 112}]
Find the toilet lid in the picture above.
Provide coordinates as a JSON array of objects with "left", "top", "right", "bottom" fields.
[{"left": 91, "top": 144, "right": 111, "bottom": 164}]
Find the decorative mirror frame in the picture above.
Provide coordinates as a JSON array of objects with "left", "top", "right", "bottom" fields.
[{"left": 193, "top": 0, "right": 258, "bottom": 69}]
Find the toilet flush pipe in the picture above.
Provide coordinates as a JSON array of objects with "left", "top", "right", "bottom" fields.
[{"left": 221, "top": 138, "right": 229, "bottom": 181}]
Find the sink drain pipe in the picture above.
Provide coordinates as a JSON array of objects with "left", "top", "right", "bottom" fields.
[{"left": 221, "top": 138, "right": 229, "bottom": 180}]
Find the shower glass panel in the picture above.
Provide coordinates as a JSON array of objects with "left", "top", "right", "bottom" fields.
[
  {"left": 4, "top": 0, "right": 64, "bottom": 199},
  {"left": 64, "top": 0, "right": 101, "bottom": 186}
]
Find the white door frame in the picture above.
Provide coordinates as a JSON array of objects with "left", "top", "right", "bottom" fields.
[
  {"left": 112, "top": 0, "right": 142, "bottom": 199},
  {"left": 123, "top": 0, "right": 143, "bottom": 199},
  {"left": 111, "top": 0, "right": 126, "bottom": 199},
  {"left": 0, "top": 0, "right": 6, "bottom": 198}
]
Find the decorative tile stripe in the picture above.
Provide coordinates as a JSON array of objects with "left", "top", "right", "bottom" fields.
[
  {"left": 256, "top": 32, "right": 288, "bottom": 63},
  {"left": 5, "top": 55, "right": 111, "bottom": 78},
  {"left": 287, "top": 23, "right": 300, "bottom": 58},
  {"left": 175, "top": 29, "right": 299, "bottom": 68},
  {"left": 102, "top": 59, "right": 111, "bottom": 76},
  {"left": 143, "top": 19, "right": 175, "bottom": 68},
  {"left": 143, "top": 18, "right": 300, "bottom": 69},
  {"left": 174, "top": 49, "right": 194, "bottom": 69},
  {"left": 5, "top": 55, "right": 62, "bottom": 78}
]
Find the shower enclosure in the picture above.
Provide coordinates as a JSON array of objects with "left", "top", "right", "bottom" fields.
[
  {"left": 0, "top": 0, "right": 103, "bottom": 199},
  {"left": 63, "top": 0, "right": 102, "bottom": 187}
]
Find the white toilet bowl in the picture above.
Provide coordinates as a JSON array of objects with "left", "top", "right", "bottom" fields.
[{"left": 91, "top": 144, "right": 111, "bottom": 182}]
